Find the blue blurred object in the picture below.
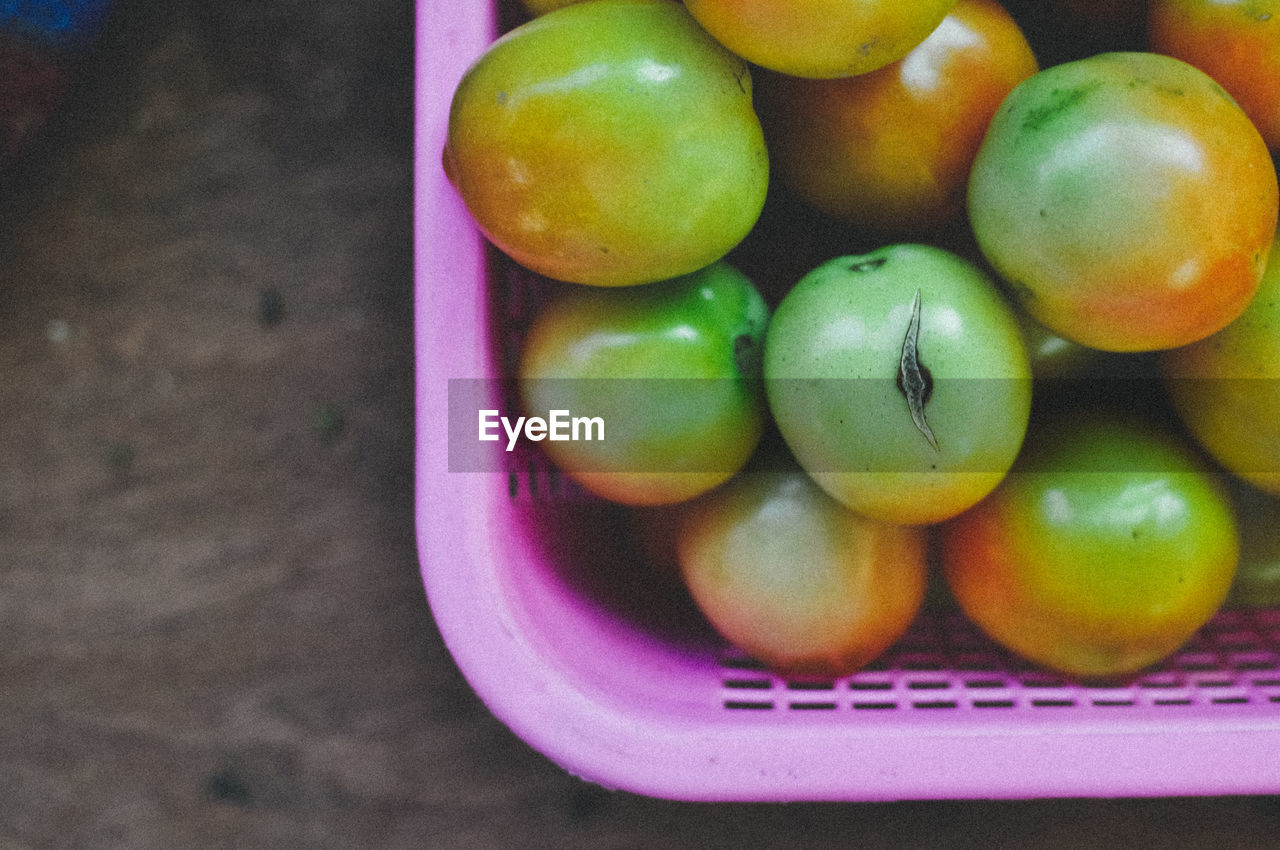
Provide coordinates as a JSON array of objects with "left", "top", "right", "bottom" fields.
[
  {"left": 0, "top": 0, "right": 112, "bottom": 170},
  {"left": 0, "top": 0, "right": 113, "bottom": 50}
]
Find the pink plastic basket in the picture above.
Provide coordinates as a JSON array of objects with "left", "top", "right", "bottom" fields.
[{"left": 415, "top": 0, "right": 1280, "bottom": 800}]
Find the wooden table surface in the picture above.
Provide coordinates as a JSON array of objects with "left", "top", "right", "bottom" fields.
[{"left": 1, "top": 1, "right": 1278, "bottom": 846}]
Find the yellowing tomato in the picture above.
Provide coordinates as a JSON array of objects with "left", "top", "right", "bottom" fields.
[
  {"left": 759, "top": 0, "right": 1038, "bottom": 234},
  {"left": 676, "top": 468, "right": 927, "bottom": 677},
  {"left": 682, "top": 0, "right": 959, "bottom": 79},
  {"left": 445, "top": 0, "right": 768, "bottom": 287},
  {"left": 968, "top": 51, "right": 1278, "bottom": 352},
  {"left": 942, "top": 412, "right": 1239, "bottom": 679}
]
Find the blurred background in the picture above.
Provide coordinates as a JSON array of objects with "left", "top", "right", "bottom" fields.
[{"left": 0, "top": 0, "right": 1277, "bottom": 846}]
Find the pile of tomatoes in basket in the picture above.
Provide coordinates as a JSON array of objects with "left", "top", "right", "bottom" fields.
[{"left": 443, "top": 0, "right": 1280, "bottom": 681}]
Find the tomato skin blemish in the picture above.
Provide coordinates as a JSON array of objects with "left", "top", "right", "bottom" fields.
[{"left": 897, "top": 289, "right": 938, "bottom": 452}]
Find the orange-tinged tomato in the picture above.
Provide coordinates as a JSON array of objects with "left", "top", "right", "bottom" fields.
[
  {"left": 968, "top": 51, "right": 1278, "bottom": 352},
  {"left": 759, "top": 0, "right": 1038, "bottom": 235},
  {"left": 942, "top": 412, "right": 1239, "bottom": 679},
  {"left": 1150, "top": 0, "right": 1280, "bottom": 150},
  {"left": 682, "top": 0, "right": 959, "bottom": 79},
  {"left": 676, "top": 469, "right": 927, "bottom": 677},
  {"left": 445, "top": 0, "right": 769, "bottom": 287}
]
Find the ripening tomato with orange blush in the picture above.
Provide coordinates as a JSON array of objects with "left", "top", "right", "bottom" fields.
[
  {"left": 942, "top": 412, "right": 1239, "bottom": 679},
  {"left": 968, "top": 51, "right": 1279, "bottom": 352},
  {"left": 676, "top": 469, "right": 927, "bottom": 678},
  {"left": 445, "top": 1, "right": 769, "bottom": 287},
  {"left": 1150, "top": 0, "right": 1280, "bottom": 151},
  {"left": 759, "top": 0, "right": 1038, "bottom": 234}
]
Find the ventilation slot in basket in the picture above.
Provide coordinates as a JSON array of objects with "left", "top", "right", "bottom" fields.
[{"left": 718, "top": 609, "right": 1280, "bottom": 714}]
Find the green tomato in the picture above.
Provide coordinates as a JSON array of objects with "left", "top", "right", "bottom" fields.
[
  {"left": 762, "top": 244, "right": 1032, "bottom": 526},
  {"left": 942, "top": 412, "right": 1240, "bottom": 679},
  {"left": 444, "top": 0, "right": 769, "bottom": 287},
  {"left": 518, "top": 261, "right": 768, "bottom": 506},
  {"left": 676, "top": 468, "right": 927, "bottom": 678},
  {"left": 1162, "top": 230, "right": 1280, "bottom": 496}
]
